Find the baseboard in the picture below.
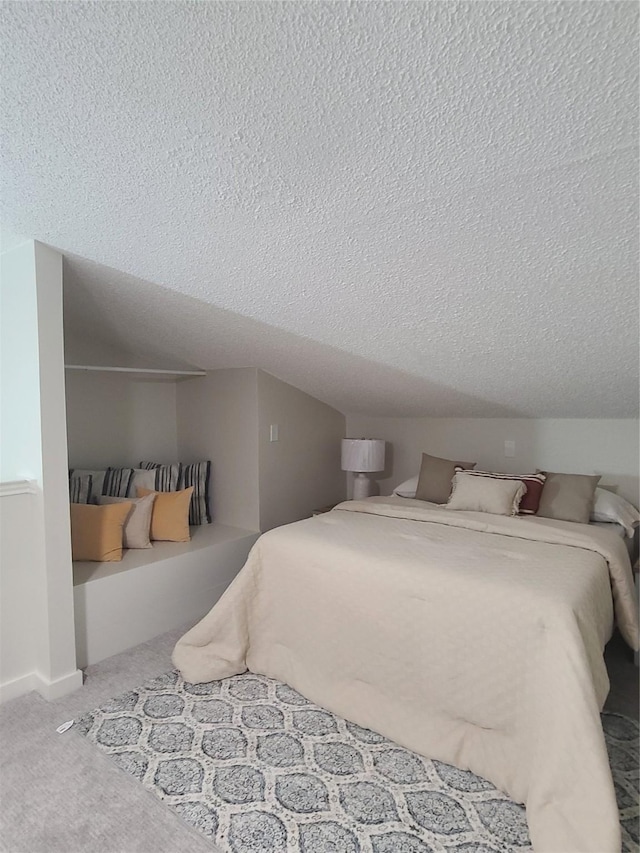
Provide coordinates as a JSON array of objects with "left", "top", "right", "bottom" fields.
[
  {"left": 0, "top": 672, "right": 38, "bottom": 704},
  {"left": 34, "top": 668, "right": 84, "bottom": 700},
  {"left": 0, "top": 668, "right": 83, "bottom": 704}
]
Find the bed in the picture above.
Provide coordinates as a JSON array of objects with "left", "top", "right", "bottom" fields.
[{"left": 173, "top": 496, "right": 639, "bottom": 853}]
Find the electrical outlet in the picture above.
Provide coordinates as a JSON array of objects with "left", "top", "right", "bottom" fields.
[
  {"left": 504, "top": 440, "right": 516, "bottom": 458},
  {"left": 269, "top": 424, "right": 279, "bottom": 442}
]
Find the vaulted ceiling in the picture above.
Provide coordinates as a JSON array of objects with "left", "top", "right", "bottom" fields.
[{"left": 1, "top": 2, "right": 638, "bottom": 416}]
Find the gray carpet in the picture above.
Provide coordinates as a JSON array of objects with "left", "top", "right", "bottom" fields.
[{"left": 0, "top": 626, "right": 638, "bottom": 853}]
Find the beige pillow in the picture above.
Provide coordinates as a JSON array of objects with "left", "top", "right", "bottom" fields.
[
  {"left": 70, "top": 502, "right": 132, "bottom": 562},
  {"left": 536, "top": 472, "right": 601, "bottom": 524},
  {"left": 447, "top": 471, "right": 526, "bottom": 516},
  {"left": 98, "top": 493, "right": 156, "bottom": 549},
  {"left": 415, "top": 453, "right": 476, "bottom": 504},
  {"left": 137, "top": 486, "right": 193, "bottom": 542}
]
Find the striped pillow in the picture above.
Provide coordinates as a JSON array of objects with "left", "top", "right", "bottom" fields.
[
  {"left": 103, "top": 467, "right": 135, "bottom": 498},
  {"left": 139, "top": 462, "right": 182, "bottom": 493},
  {"left": 69, "top": 469, "right": 106, "bottom": 499},
  {"left": 69, "top": 473, "right": 93, "bottom": 504},
  {"left": 454, "top": 469, "right": 547, "bottom": 515},
  {"left": 181, "top": 461, "right": 211, "bottom": 525}
]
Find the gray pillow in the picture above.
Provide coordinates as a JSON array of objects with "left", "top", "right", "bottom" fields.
[
  {"left": 98, "top": 493, "right": 156, "bottom": 549},
  {"left": 415, "top": 453, "right": 476, "bottom": 504},
  {"left": 536, "top": 472, "right": 601, "bottom": 524}
]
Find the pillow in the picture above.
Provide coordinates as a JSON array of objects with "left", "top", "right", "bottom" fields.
[
  {"left": 137, "top": 486, "right": 193, "bottom": 542},
  {"left": 98, "top": 494, "right": 156, "bottom": 549},
  {"left": 392, "top": 476, "right": 419, "bottom": 499},
  {"left": 69, "top": 473, "right": 92, "bottom": 505},
  {"left": 127, "top": 468, "right": 158, "bottom": 498},
  {"left": 181, "top": 461, "right": 212, "bottom": 525},
  {"left": 536, "top": 472, "right": 601, "bottom": 524},
  {"left": 69, "top": 469, "right": 106, "bottom": 498},
  {"left": 103, "top": 467, "right": 135, "bottom": 498},
  {"left": 447, "top": 471, "right": 526, "bottom": 516},
  {"left": 139, "top": 461, "right": 182, "bottom": 492},
  {"left": 591, "top": 488, "right": 639, "bottom": 537},
  {"left": 454, "top": 470, "right": 547, "bottom": 515},
  {"left": 70, "top": 501, "right": 132, "bottom": 562},
  {"left": 415, "top": 453, "right": 476, "bottom": 504}
]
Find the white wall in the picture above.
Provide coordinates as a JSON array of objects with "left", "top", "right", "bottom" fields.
[
  {"left": 65, "top": 371, "right": 178, "bottom": 469},
  {"left": 177, "top": 368, "right": 260, "bottom": 531},
  {"left": 0, "top": 487, "right": 38, "bottom": 696},
  {"left": 0, "top": 242, "right": 81, "bottom": 702},
  {"left": 0, "top": 241, "right": 41, "bottom": 481},
  {"left": 346, "top": 416, "right": 640, "bottom": 506},
  {"left": 257, "top": 370, "right": 346, "bottom": 531}
]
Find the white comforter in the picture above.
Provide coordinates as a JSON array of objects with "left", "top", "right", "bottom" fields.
[{"left": 173, "top": 497, "right": 639, "bottom": 853}]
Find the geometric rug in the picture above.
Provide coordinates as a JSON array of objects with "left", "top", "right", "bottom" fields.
[{"left": 74, "top": 671, "right": 639, "bottom": 853}]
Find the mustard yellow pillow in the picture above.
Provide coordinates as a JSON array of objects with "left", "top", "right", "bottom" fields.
[
  {"left": 70, "top": 502, "right": 132, "bottom": 562},
  {"left": 137, "top": 487, "right": 193, "bottom": 542}
]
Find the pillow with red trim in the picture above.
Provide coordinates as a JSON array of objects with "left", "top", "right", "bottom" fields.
[{"left": 453, "top": 469, "right": 547, "bottom": 515}]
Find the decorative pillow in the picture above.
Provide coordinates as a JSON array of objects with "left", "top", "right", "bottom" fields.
[
  {"left": 454, "top": 470, "right": 547, "bottom": 515},
  {"left": 139, "top": 461, "right": 182, "bottom": 492},
  {"left": 69, "top": 469, "right": 106, "bottom": 498},
  {"left": 590, "top": 487, "right": 639, "bottom": 537},
  {"left": 392, "top": 476, "right": 419, "bottom": 499},
  {"left": 137, "top": 486, "right": 193, "bottom": 542},
  {"left": 69, "top": 473, "right": 93, "bottom": 505},
  {"left": 415, "top": 454, "right": 476, "bottom": 504},
  {"left": 181, "top": 461, "right": 212, "bottom": 525},
  {"left": 98, "top": 494, "right": 156, "bottom": 549},
  {"left": 447, "top": 471, "right": 526, "bottom": 516},
  {"left": 70, "top": 501, "right": 132, "bottom": 562},
  {"left": 103, "top": 467, "right": 135, "bottom": 498},
  {"left": 536, "top": 472, "right": 601, "bottom": 524},
  {"left": 127, "top": 468, "right": 158, "bottom": 498}
]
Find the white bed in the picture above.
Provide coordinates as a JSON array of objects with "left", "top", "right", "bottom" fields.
[{"left": 174, "top": 496, "right": 639, "bottom": 853}]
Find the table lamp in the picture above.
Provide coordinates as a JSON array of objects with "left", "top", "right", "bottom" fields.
[{"left": 341, "top": 438, "right": 386, "bottom": 500}]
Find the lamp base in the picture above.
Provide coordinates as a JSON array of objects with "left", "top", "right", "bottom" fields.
[{"left": 352, "top": 472, "right": 373, "bottom": 501}]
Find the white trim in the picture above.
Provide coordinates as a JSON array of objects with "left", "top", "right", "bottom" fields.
[
  {"left": 0, "top": 479, "right": 38, "bottom": 497},
  {"left": 65, "top": 364, "right": 206, "bottom": 377},
  {"left": 0, "top": 672, "right": 38, "bottom": 704},
  {"left": 34, "top": 668, "right": 84, "bottom": 701},
  {"left": 0, "top": 668, "right": 84, "bottom": 704}
]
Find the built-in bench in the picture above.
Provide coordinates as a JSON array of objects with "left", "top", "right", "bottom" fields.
[{"left": 73, "top": 522, "right": 259, "bottom": 668}]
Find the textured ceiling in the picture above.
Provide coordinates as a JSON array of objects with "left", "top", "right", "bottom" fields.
[{"left": 1, "top": 2, "right": 638, "bottom": 417}]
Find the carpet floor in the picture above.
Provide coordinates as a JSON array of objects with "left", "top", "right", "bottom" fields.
[{"left": 0, "top": 625, "right": 638, "bottom": 853}]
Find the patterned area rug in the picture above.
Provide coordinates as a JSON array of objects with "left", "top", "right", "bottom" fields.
[{"left": 74, "top": 671, "right": 639, "bottom": 853}]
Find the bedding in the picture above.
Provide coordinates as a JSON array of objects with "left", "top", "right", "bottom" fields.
[
  {"left": 592, "top": 487, "right": 640, "bottom": 537},
  {"left": 447, "top": 469, "right": 526, "bottom": 515},
  {"left": 173, "top": 496, "right": 639, "bottom": 853},
  {"left": 414, "top": 453, "right": 476, "bottom": 503},
  {"left": 536, "top": 471, "right": 601, "bottom": 524}
]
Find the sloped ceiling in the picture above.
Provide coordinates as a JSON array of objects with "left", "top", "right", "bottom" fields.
[{"left": 1, "top": 2, "right": 638, "bottom": 417}]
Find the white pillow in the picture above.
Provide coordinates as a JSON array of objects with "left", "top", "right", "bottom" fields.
[
  {"left": 392, "top": 476, "right": 418, "bottom": 499},
  {"left": 447, "top": 471, "right": 526, "bottom": 516},
  {"left": 590, "top": 488, "right": 639, "bottom": 538}
]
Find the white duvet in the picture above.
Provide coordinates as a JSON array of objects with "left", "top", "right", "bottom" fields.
[{"left": 173, "top": 497, "right": 639, "bottom": 853}]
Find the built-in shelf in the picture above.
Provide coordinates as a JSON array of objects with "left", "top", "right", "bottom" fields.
[{"left": 65, "top": 364, "right": 206, "bottom": 379}]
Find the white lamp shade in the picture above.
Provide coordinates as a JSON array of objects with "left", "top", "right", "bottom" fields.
[{"left": 341, "top": 438, "right": 385, "bottom": 473}]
